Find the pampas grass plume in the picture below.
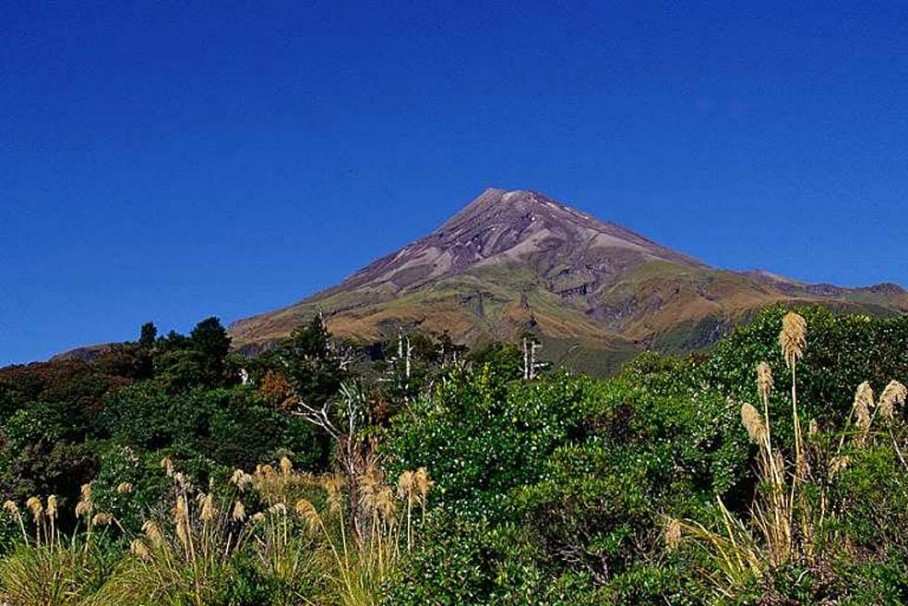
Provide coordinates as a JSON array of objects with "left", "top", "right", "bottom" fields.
[
  {"left": 131, "top": 539, "right": 151, "bottom": 560},
  {"left": 414, "top": 467, "right": 433, "bottom": 502},
  {"left": 232, "top": 500, "right": 246, "bottom": 522},
  {"left": 143, "top": 520, "right": 164, "bottom": 546},
  {"left": 2, "top": 500, "right": 19, "bottom": 519},
  {"left": 279, "top": 456, "right": 293, "bottom": 475},
  {"left": 26, "top": 497, "right": 43, "bottom": 523},
  {"left": 853, "top": 381, "right": 874, "bottom": 444},
  {"left": 879, "top": 380, "right": 907, "bottom": 420},
  {"left": 92, "top": 512, "right": 112, "bottom": 527},
  {"left": 664, "top": 517, "right": 682, "bottom": 550},
  {"left": 294, "top": 499, "right": 320, "bottom": 532},
  {"left": 779, "top": 312, "right": 807, "bottom": 369},
  {"left": 200, "top": 494, "right": 216, "bottom": 522},
  {"left": 741, "top": 403, "right": 767, "bottom": 444},
  {"left": 756, "top": 362, "right": 773, "bottom": 402}
]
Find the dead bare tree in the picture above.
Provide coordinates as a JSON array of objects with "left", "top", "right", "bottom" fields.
[
  {"left": 522, "top": 337, "right": 544, "bottom": 380},
  {"left": 291, "top": 381, "right": 371, "bottom": 542}
]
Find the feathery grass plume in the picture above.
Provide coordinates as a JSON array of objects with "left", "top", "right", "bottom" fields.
[
  {"left": 829, "top": 455, "right": 851, "bottom": 476},
  {"left": 46, "top": 495, "right": 58, "bottom": 519},
  {"left": 414, "top": 467, "right": 433, "bottom": 504},
  {"left": 294, "top": 499, "right": 321, "bottom": 533},
  {"left": 231, "top": 500, "right": 246, "bottom": 522},
  {"left": 268, "top": 503, "right": 288, "bottom": 516},
  {"left": 75, "top": 483, "right": 93, "bottom": 517},
  {"left": 324, "top": 473, "right": 345, "bottom": 516},
  {"left": 130, "top": 539, "right": 151, "bottom": 560},
  {"left": 92, "top": 512, "right": 112, "bottom": 527},
  {"left": 172, "top": 472, "right": 190, "bottom": 490},
  {"left": 853, "top": 381, "right": 874, "bottom": 445},
  {"left": 174, "top": 496, "right": 189, "bottom": 524},
  {"left": 279, "top": 456, "right": 293, "bottom": 475},
  {"left": 779, "top": 312, "right": 807, "bottom": 477},
  {"left": 2, "top": 500, "right": 20, "bottom": 519},
  {"left": 252, "top": 512, "right": 266, "bottom": 523},
  {"left": 200, "top": 493, "right": 216, "bottom": 522},
  {"left": 230, "top": 468, "right": 253, "bottom": 491},
  {"left": 3, "top": 500, "right": 27, "bottom": 544},
  {"left": 375, "top": 486, "right": 396, "bottom": 526},
  {"left": 174, "top": 497, "right": 190, "bottom": 549},
  {"left": 741, "top": 403, "right": 767, "bottom": 444},
  {"left": 116, "top": 482, "right": 134, "bottom": 494},
  {"left": 756, "top": 362, "right": 773, "bottom": 402},
  {"left": 878, "top": 380, "right": 907, "bottom": 420},
  {"left": 664, "top": 517, "right": 682, "bottom": 550},
  {"left": 143, "top": 520, "right": 164, "bottom": 547},
  {"left": 26, "top": 497, "right": 43, "bottom": 524},
  {"left": 160, "top": 456, "right": 174, "bottom": 477},
  {"left": 359, "top": 464, "right": 382, "bottom": 515},
  {"left": 397, "top": 470, "right": 415, "bottom": 500},
  {"left": 779, "top": 312, "right": 807, "bottom": 369}
]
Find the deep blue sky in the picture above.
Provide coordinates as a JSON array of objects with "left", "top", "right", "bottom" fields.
[{"left": 2, "top": 1, "right": 907, "bottom": 365}]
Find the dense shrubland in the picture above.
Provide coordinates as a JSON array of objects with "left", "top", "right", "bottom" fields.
[{"left": 0, "top": 306, "right": 906, "bottom": 604}]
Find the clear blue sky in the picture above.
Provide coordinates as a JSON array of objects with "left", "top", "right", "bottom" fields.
[{"left": 2, "top": 1, "right": 907, "bottom": 365}]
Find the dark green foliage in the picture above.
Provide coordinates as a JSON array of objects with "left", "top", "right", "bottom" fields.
[
  {"left": 190, "top": 317, "right": 234, "bottom": 384},
  {"left": 154, "top": 317, "right": 236, "bottom": 392},
  {"left": 98, "top": 383, "right": 327, "bottom": 472},
  {"left": 707, "top": 305, "right": 908, "bottom": 427},
  {"left": 385, "top": 368, "right": 597, "bottom": 521},
  {"left": 275, "top": 315, "right": 347, "bottom": 408},
  {"left": 0, "top": 440, "right": 97, "bottom": 528},
  {"left": 382, "top": 513, "right": 556, "bottom": 606},
  {"left": 138, "top": 322, "right": 157, "bottom": 349},
  {"left": 90, "top": 445, "right": 168, "bottom": 533},
  {"left": 467, "top": 342, "right": 524, "bottom": 383},
  {"left": 384, "top": 355, "right": 751, "bottom": 602}
]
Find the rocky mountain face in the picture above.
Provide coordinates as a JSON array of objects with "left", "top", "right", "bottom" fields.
[{"left": 229, "top": 188, "right": 908, "bottom": 373}]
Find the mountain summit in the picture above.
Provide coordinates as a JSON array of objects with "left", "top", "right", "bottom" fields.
[
  {"left": 333, "top": 188, "right": 700, "bottom": 295},
  {"left": 229, "top": 188, "right": 908, "bottom": 372}
]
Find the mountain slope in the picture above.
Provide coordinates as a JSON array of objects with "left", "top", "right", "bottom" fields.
[{"left": 229, "top": 188, "right": 908, "bottom": 372}]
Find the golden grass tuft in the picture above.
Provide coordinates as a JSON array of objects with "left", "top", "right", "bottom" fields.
[
  {"left": 142, "top": 520, "right": 164, "bottom": 547},
  {"left": 853, "top": 381, "right": 874, "bottom": 446},
  {"left": 779, "top": 311, "right": 807, "bottom": 369},
  {"left": 324, "top": 473, "right": 345, "bottom": 516},
  {"left": 230, "top": 468, "right": 253, "bottom": 490},
  {"left": 46, "top": 495, "right": 58, "bottom": 519},
  {"left": 741, "top": 403, "right": 767, "bottom": 444},
  {"left": 280, "top": 456, "right": 293, "bottom": 475},
  {"left": 160, "top": 456, "right": 174, "bottom": 477},
  {"left": 756, "top": 361, "right": 773, "bottom": 403},
  {"left": 231, "top": 500, "right": 246, "bottom": 522},
  {"left": 664, "top": 517, "right": 682, "bottom": 550},
  {"left": 878, "top": 380, "right": 907, "bottom": 421},
  {"left": 130, "top": 539, "right": 151, "bottom": 560},
  {"left": 200, "top": 493, "right": 216, "bottom": 522},
  {"left": 294, "top": 498, "right": 321, "bottom": 532}
]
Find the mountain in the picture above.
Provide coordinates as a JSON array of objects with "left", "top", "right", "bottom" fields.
[{"left": 229, "top": 188, "right": 908, "bottom": 373}]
